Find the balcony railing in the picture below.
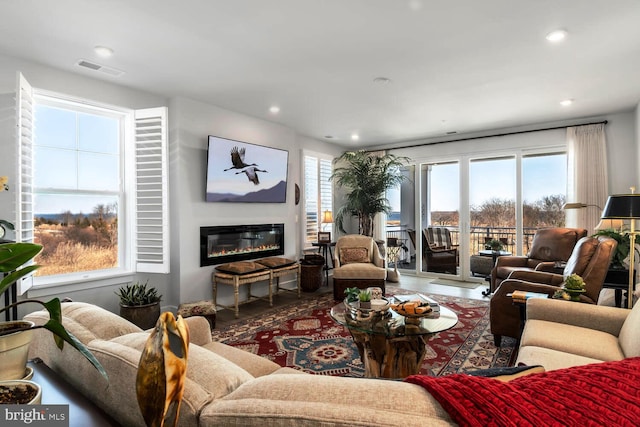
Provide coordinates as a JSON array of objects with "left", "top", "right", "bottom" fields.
[{"left": 386, "top": 225, "right": 538, "bottom": 258}]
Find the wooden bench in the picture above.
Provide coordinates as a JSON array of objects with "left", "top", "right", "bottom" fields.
[
  {"left": 212, "top": 258, "right": 301, "bottom": 318},
  {"left": 213, "top": 269, "right": 273, "bottom": 318}
]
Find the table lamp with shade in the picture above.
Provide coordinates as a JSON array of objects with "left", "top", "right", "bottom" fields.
[
  {"left": 321, "top": 210, "right": 333, "bottom": 232},
  {"left": 601, "top": 188, "right": 640, "bottom": 308}
]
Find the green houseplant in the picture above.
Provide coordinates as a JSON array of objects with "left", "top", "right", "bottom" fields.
[
  {"left": 592, "top": 229, "right": 630, "bottom": 269},
  {"left": 116, "top": 280, "right": 162, "bottom": 329},
  {"left": 331, "top": 150, "right": 409, "bottom": 237},
  {"left": 487, "top": 239, "right": 504, "bottom": 252},
  {"left": 0, "top": 242, "right": 106, "bottom": 399},
  {"left": 344, "top": 287, "right": 361, "bottom": 303}
]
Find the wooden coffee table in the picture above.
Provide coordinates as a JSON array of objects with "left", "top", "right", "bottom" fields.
[{"left": 330, "top": 301, "right": 458, "bottom": 378}]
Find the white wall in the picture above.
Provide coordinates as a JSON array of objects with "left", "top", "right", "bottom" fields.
[
  {"left": 169, "top": 96, "right": 298, "bottom": 306},
  {"left": 168, "top": 97, "right": 345, "bottom": 307},
  {"left": 636, "top": 103, "right": 640, "bottom": 185}
]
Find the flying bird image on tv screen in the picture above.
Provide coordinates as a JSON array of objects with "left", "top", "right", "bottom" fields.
[
  {"left": 223, "top": 146, "right": 257, "bottom": 171},
  {"left": 235, "top": 166, "right": 268, "bottom": 185}
]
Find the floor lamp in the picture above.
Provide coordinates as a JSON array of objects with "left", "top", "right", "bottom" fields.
[{"left": 601, "top": 191, "right": 640, "bottom": 308}]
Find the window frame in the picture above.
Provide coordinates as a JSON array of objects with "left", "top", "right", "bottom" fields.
[
  {"left": 30, "top": 91, "right": 132, "bottom": 288},
  {"left": 15, "top": 73, "right": 169, "bottom": 295}
]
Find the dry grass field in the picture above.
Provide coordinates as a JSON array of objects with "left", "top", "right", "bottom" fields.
[{"left": 35, "top": 223, "right": 117, "bottom": 276}]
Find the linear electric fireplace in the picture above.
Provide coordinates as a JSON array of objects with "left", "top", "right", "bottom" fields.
[{"left": 200, "top": 224, "right": 285, "bottom": 266}]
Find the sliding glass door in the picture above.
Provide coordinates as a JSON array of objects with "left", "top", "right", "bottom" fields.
[
  {"left": 420, "top": 161, "right": 460, "bottom": 276},
  {"left": 389, "top": 149, "right": 566, "bottom": 282}
]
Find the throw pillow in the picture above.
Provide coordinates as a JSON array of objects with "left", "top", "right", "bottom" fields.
[
  {"left": 405, "top": 357, "right": 640, "bottom": 427},
  {"left": 215, "top": 261, "right": 267, "bottom": 275},
  {"left": 340, "top": 247, "right": 369, "bottom": 264},
  {"left": 255, "top": 257, "right": 297, "bottom": 269}
]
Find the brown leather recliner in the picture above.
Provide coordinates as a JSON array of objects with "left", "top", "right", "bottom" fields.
[
  {"left": 490, "top": 227, "right": 588, "bottom": 293},
  {"left": 490, "top": 235, "right": 617, "bottom": 346}
]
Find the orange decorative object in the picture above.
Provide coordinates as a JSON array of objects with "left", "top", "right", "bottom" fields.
[{"left": 136, "top": 312, "right": 190, "bottom": 427}]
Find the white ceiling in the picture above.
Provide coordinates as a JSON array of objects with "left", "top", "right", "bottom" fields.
[{"left": 2, "top": 0, "right": 640, "bottom": 147}]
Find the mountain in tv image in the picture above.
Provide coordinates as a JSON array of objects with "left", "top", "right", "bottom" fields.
[{"left": 207, "top": 180, "right": 287, "bottom": 203}]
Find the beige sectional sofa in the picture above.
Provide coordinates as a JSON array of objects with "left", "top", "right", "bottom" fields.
[
  {"left": 515, "top": 297, "right": 640, "bottom": 371},
  {"left": 25, "top": 302, "right": 455, "bottom": 427},
  {"left": 25, "top": 299, "right": 639, "bottom": 426}
]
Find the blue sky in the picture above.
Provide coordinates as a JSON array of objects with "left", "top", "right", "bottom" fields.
[{"left": 34, "top": 104, "right": 120, "bottom": 215}]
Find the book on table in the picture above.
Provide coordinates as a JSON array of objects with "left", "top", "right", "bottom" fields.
[{"left": 511, "top": 290, "right": 549, "bottom": 303}]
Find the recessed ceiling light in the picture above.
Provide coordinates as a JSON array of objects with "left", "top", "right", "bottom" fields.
[
  {"left": 269, "top": 106, "right": 280, "bottom": 114},
  {"left": 351, "top": 134, "right": 360, "bottom": 141},
  {"left": 546, "top": 30, "right": 567, "bottom": 42},
  {"left": 408, "top": 0, "right": 423, "bottom": 11},
  {"left": 373, "top": 77, "right": 391, "bottom": 85},
  {"left": 94, "top": 45, "right": 114, "bottom": 57},
  {"left": 560, "top": 99, "right": 573, "bottom": 106}
]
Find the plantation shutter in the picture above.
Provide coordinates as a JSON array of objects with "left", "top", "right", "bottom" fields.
[
  {"left": 134, "top": 107, "right": 170, "bottom": 273},
  {"left": 15, "top": 72, "right": 36, "bottom": 294},
  {"left": 304, "top": 155, "right": 319, "bottom": 246},
  {"left": 302, "top": 152, "right": 333, "bottom": 248},
  {"left": 319, "top": 158, "right": 333, "bottom": 225}
]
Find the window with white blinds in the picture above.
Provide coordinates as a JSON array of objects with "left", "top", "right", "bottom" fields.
[
  {"left": 303, "top": 152, "right": 333, "bottom": 248},
  {"left": 15, "top": 73, "right": 169, "bottom": 289}
]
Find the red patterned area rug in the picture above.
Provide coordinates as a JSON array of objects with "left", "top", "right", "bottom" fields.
[{"left": 211, "top": 288, "right": 517, "bottom": 377}]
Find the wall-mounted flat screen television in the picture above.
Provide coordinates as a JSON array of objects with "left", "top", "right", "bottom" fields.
[{"left": 206, "top": 135, "right": 289, "bottom": 203}]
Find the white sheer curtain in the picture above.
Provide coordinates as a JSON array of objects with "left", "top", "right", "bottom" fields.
[{"left": 566, "top": 123, "right": 608, "bottom": 231}]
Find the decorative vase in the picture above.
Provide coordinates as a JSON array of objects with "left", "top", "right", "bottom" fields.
[
  {"left": 120, "top": 302, "right": 161, "bottom": 329},
  {"left": 0, "top": 321, "right": 35, "bottom": 381}
]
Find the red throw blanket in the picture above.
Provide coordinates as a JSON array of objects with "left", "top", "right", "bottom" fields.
[{"left": 405, "top": 357, "right": 640, "bottom": 427}]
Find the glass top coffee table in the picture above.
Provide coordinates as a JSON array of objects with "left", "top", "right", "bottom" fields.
[{"left": 330, "top": 299, "right": 458, "bottom": 378}]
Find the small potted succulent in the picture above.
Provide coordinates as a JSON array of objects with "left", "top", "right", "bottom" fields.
[
  {"left": 358, "top": 290, "right": 372, "bottom": 309},
  {"left": 563, "top": 274, "right": 586, "bottom": 301},
  {"left": 116, "top": 280, "right": 162, "bottom": 329}
]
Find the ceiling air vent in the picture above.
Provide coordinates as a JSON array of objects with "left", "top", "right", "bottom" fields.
[{"left": 75, "top": 59, "right": 125, "bottom": 77}]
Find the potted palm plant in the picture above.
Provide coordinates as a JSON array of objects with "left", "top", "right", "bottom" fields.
[
  {"left": 330, "top": 150, "right": 409, "bottom": 237},
  {"left": 116, "top": 280, "right": 162, "bottom": 329},
  {"left": 0, "top": 241, "right": 107, "bottom": 403}
]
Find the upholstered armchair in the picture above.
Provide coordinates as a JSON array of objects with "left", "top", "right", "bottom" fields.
[
  {"left": 490, "top": 235, "right": 617, "bottom": 346},
  {"left": 332, "top": 234, "right": 386, "bottom": 300},
  {"left": 490, "top": 227, "right": 587, "bottom": 293}
]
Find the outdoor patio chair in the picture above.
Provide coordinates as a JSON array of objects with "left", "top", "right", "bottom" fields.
[{"left": 423, "top": 227, "right": 458, "bottom": 274}]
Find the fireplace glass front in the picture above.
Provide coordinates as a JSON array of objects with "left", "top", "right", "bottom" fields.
[{"left": 200, "top": 224, "right": 285, "bottom": 266}]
